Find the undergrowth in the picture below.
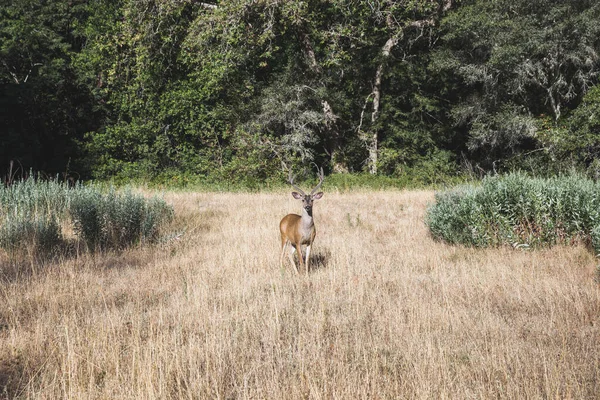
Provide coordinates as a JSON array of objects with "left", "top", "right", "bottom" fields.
[
  {"left": 426, "top": 173, "right": 600, "bottom": 252},
  {"left": 123, "top": 171, "right": 467, "bottom": 192}
]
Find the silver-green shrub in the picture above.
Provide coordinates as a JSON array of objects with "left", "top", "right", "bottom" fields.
[
  {"left": 0, "top": 211, "right": 62, "bottom": 254},
  {"left": 69, "top": 186, "right": 173, "bottom": 250},
  {"left": 0, "top": 178, "right": 70, "bottom": 255},
  {"left": 0, "top": 178, "right": 173, "bottom": 255},
  {"left": 591, "top": 225, "right": 600, "bottom": 255},
  {"left": 0, "top": 178, "right": 71, "bottom": 217},
  {"left": 426, "top": 173, "right": 600, "bottom": 250}
]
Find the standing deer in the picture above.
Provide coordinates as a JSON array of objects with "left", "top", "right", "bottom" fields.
[{"left": 279, "top": 168, "right": 324, "bottom": 274}]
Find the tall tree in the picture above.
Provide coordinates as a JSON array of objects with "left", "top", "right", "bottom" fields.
[
  {"left": 434, "top": 0, "right": 600, "bottom": 169},
  {"left": 0, "top": 0, "right": 98, "bottom": 175},
  {"left": 355, "top": 0, "right": 454, "bottom": 174}
]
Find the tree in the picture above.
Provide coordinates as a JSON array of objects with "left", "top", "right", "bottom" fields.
[
  {"left": 434, "top": 0, "right": 600, "bottom": 169},
  {"left": 354, "top": 0, "right": 454, "bottom": 174},
  {"left": 0, "top": 0, "right": 99, "bottom": 175},
  {"left": 184, "top": 0, "right": 457, "bottom": 175},
  {"left": 72, "top": 0, "right": 461, "bottom": 180},
  {"left": 545, "top": 84, "right": 600, "bottom": 176},
  {"left": 81, "top": 0, "right": 213, "bottom": 178}
]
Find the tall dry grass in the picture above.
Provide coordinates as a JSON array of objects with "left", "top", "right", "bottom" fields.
[{"left": 1, "top": 189, "right": 599, "bottom": 399}]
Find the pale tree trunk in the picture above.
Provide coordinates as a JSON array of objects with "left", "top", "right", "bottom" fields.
[
  {"left": 546, "top": 86, "right": 561, "bottom": 121},
  {"left": 363, "top": 36, "right": 397, "bottom": 175},
  {"left": 299, "top": 30, "right": 321, "bottom": 74},
  {"left": 360, "top": 0, "right": 454, "bottom": 174}
]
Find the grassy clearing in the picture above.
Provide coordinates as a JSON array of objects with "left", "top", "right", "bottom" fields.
[{"left": 0, "top": 189, "right": 599, "bottom": 398}]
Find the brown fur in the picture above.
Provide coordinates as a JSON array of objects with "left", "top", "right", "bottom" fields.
[
  {"left": 279, "top": 213, "right": 317, "bottom": 274},
  {"left": 279, "top": 168, "right": 324, "bottom": 274}
]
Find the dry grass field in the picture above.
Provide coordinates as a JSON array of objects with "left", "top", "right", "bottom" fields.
[{"left": 1, "top": 189, "right": 599, "bottom": 399}]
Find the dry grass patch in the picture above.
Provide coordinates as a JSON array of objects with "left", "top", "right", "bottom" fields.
[{"left": 0, "top": 189, "right": 599, "bottom": 398}]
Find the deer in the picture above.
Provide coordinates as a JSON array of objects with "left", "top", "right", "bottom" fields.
[{"left": 279, "top": 168, "right": 324, "bottom": 274}]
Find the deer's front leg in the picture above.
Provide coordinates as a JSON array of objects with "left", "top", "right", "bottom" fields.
[
  {"left": 289, "top": 244, "right": 299, "bottom": 274},
  {"left": 295, "top": 243, "right": 305, "bottom": 274}
]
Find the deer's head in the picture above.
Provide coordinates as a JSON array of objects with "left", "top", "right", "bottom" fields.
[{"left": 289, "top": 168, "right": 324, "bottom": 216}]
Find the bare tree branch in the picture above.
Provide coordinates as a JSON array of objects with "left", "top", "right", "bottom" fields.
[{"left": 197, "top": 2, "right": 217, "bottom": 10}]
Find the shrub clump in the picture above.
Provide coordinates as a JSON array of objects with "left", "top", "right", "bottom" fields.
[
  {"left": 0, "top": 212, "right": 62, "bottom": 256},
  {"left": 426, "top": 173, "right": 600, "bottom": 250},
  {"left": 0, "top": 178, "right": 70, "bottom": 256},
  {"left": 0, "top": 178, "right": 173, "bottom": 256},
  {"left": 69, "top": 187, "right": 173, "bottom": 250}
]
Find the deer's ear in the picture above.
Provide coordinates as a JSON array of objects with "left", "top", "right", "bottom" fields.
[
  {"left": 312, "top": 192, "right": 323, "bottom": 200},
  {"left": 292, "top": 192, "right": 303, "bottom": 199}
]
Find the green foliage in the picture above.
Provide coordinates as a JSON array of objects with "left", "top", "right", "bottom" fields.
[
  {"left": 0, "top": 0, "right": 100, "bottom": 173},
  {"left": 0, "top": 178, "right": 173, "bottom": 256},
  {"left": 0, "top": 177, "right": 71, "bottom": 215},
  {"left": 0, "top": 213, "right": 62, "bottom": 255},
  {"left": 3, "top": 0, "right": 600, "bottom": 182},
  {"left": 523, "top": 84, "right": 600, "bottom": 178},
  {"left": 77, "top": 0, "right": 462, "bottom": 180},
  {"left": 427, "top": 173, "right": 600, "bottom": 250},
  {"left": 245, "top": 83, "right": 326, "bottom": 166},
  {"left": 434, "top": 0, "right": 600, "bottom": 170},
  {"left": 322, "top": 173, "right": 404, "bottom": 191},
  {"left": 591, "top": 225, "right": 600, "bottom": 255},
  {"left": 324, "top": 170, "right": 465, "bottom": 192},
  {"left": 0, "top": 178, "right": 67, "bottom": 255},
  {"left": 565, "top": 85, "right": 600, "bottom": 171}
]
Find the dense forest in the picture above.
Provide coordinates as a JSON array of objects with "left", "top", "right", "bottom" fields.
[{"left": 1, "top": 0, "right": 599, "bottom": 184}]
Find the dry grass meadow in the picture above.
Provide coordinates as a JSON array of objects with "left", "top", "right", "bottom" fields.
[{"left": 1, "top": 189, "right": 599, "bottom": 399}]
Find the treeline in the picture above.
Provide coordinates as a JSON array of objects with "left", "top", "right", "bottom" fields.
[{"left": 1, "top": 0, "right": 600, "bottom": 184}]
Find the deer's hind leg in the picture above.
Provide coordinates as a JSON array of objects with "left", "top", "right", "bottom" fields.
[{"left": 279, "top": 237, "right": 287, "bottom": 270}]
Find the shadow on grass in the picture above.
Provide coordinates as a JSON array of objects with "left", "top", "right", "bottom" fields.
[
  {"left": 0, "top": 352, "right": 28, "bottom": 400},
  {"left": 279, "top": 247, "right": 330, "bottom": 275},
  {"left": 0, "top": 238, "right": 157, "bottom": 285},
  {"left": 308, "top": 247, "right": 330, "bottom": 273},
  {"left": 0, "top": 238, "right": 78, "bottom": 283}
]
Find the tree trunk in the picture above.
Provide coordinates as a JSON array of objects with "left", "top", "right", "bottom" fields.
[
  {"left": 299, "top": 30, "right": 321, "bottom": 74},
  {"left": 361, "top": 0, "right": 454, "bottom": 174},
  {"left": 365, "top": 36, "right": 397, "bottom": 175}
]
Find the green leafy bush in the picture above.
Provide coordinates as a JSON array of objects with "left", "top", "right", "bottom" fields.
[
  {"left": 426, "top": 173, "right": 600, "bottom": 250},
  {"left": 0, "top": 178, "right": 70, "bottom": 256},
  {"left": 590, "top": 225, "right": 600, "bottom": 255},
  {"left": 0, "top": 178, "right": 71, "bottom": 217}
]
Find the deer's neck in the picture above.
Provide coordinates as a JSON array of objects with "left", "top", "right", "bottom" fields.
[{"left": 301, "top": 208, "right": 314, "bottom": 229}]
